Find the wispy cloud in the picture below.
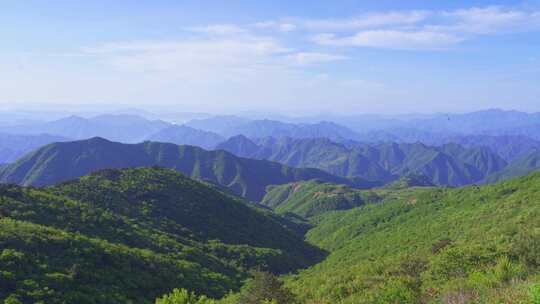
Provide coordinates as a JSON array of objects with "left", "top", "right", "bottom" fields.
[
  {"left": 254, "top": 6, "right": 540, "bottom": 50},
  {"left": 83, "top": 32, "right": 345, "bottom": 74},
  {"left": 254, "top": 21, "right": 297, "bottom": 32},
  {"left": 437, "top": 6, "right": 540, "bottom": 34},
  {"left": 312, "top": 30, "right": 464, "bottom": 50},
  {"left": 301, "top": 11, "right": 430, "bottom": 31},
  {"left": 186, "top": 24, "right": 248, "bottom": 35},
  {"left": 287, "top": 52, "right": 347, "bottom": 65}
]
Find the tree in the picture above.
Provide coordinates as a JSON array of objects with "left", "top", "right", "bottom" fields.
[{"left": 237, "top": 271, "right": 297, "bottom": 304}]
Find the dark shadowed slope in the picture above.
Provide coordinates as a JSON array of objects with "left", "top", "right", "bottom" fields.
[{"left": 0, "top": 137, "right": 358, "bottom": 201}]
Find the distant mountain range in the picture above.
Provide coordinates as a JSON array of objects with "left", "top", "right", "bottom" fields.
[
  {"left": 484, "top": 150, "right": 540, "bottom": 183},
  {"left": 2, "top": 114, "right": 169, "bottom": 143},
  {"left": 1, "top": 109, "right": 540, "bottom": 187},
  {"left": 145, "top": 125, "right": 225, "bottom": 150},
  {"left": 0, "top": 137, "right": 362, "bottom": 201},
  {"left": 0, "top": 133, "right": 70, "bottom": 163},
  {"left": 217, "top": 136, "right": 509, "bottom": 187},
  {"left": 186, "top": 116, "right": 362, "bottom": 141}
]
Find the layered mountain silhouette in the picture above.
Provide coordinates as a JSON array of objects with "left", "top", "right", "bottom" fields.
[
  {"left": 0, "top": 137, "right": 360, "bottom": 201},
  {"left": 217, "top": 136, "right": 508, "bottom": 187},
  {"left": 145, "top": 125, "right": 225, "bottom": 149},
  {"left": 0, "top": 133, "right": 70, "bottom": 163},
  {"left": 484, "top": 150, "right": 540, "bottom": 183},
  {"left": 187, "top": 116, "right": 361, "bottom": 141},
  {"left": 2, "top": 114, "right": 170, "bottom": 143}
]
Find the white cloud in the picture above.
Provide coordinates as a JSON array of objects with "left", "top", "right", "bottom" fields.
[
  {"left": 313, "top": 30, "right": 464, "bottom": 50},
  {"left": 301, "top": 11, "right": 430, "bottom": 31},
  {"left": 84, "top": 36, "right": 293, "bottom": 73},
  {"left": 438, "top": 6, "right": 540, "bottom": 34},
  {"left": 287, "top": 52, "right": 347, "bottom": 65},
  {"left": 186, "top": 24, "right": 248, "bottom": 35},
  {"left": 254, "top": 21, "right": 297, "bottom": 32},
  {"left": 251, "top": 6, "right": 540, "bottom": 50},
  {"left": 84, "top": 23, "right": 348, "bottom": 75}
]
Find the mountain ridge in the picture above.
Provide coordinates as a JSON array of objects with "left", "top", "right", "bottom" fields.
[{"left": 0, "top": 137, "right": 363, "bottom": 201}]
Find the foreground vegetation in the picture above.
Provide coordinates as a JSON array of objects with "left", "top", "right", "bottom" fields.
[
  {"left": 285, "top": 172, "right": 540, "bottom": 303},
  {"left": 0, "top": 168, "right": 323, "bottom": 303},
  {"left": 4, "top": 167, "right": 540, "bottom": 303}
]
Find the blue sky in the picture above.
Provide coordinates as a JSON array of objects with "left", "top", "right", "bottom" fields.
[{"left": 1, "top": 0, "right": 539, "bottom": 114}]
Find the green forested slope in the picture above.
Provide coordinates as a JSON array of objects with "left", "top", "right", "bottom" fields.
[
  {"left": 261, "top": 180, "right": 381, "bottom": 218},
  {"left": 285, "top": 172, "right": 540, "bottom": 303},
  {"left": 217, "top": 136, "right": 508, "bottom": 187},
  {"left": 0, "top": 137, "right": 356, "bottom": 201},
  {"left": 0, "top": 168, "right": 324, "bottom": 303}
]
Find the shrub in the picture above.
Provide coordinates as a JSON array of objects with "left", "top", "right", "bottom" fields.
[
  {"left": 155, "top": 289, "right": 215, "bottom": 304},
  {"left": 374, "top": 277, "right": 417, "bottom": 304},
  {"left": 511, "top": 229, "right": 540, "bottom": 269},
  {"left": 529, "top": 283, "right": 540, "bottom": 304},
  {"left": 491, "top": 256, "right": 526, "bottom": 284},
  {"left": 3, "top": 295, "right": 22, "bottom": 304},
  {"left": 237, "top": 271, "right": 297, "bottom": 304}
]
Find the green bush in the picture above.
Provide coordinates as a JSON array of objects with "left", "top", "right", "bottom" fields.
[
  {"left": 155, "top": 289, "right": 215, "bottom": 304},
  {"left": 491, "top": 256, "right": 526, "bottom": 284},
  {"left": 237, "top": 271, "right": 297, "bottom": 304},
  {"left": 373, "top": 278, "right": 417, "bottom": 304},
  {"left": 512, "top": 229, "right": 540, "bottom": 269},
  {"left": 529, "top": 283, "right": 540, "bottom": 304}
]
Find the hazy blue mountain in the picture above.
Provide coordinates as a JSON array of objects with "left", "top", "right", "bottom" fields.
[
  {"left": 185, "top": 115, "right": 251, "bottom": 134},
  {"left": 483, "top": 123, "right": 540, "bottom": 141},
  {"left": 187, "top": 115, "right": 362, "bottom": 141},
  {"left": 356, "top": 132, "right": 540, "bottom": 162},
  {"left": 218, "top": 136, "right": 508, "bottom": 187},
  {"left": 355, "top": 128, "right": 458, "bottom": 144},
  {"left": 405, "top": 109, "right": 540, "bottom": 134},
  {"left": 227, "top": 120, "right": 361, "bottom": 141},
  {"left": 3, "top": 114, "right": 171, "bottom": 143},
  {"left": 146, "top": 125, "right": 224, "bottom": 149},
  {"left": 0, "top": 133, "right": 70, "bottom": 163},
  {"left": 432, "top": 135, "right": 540, "bottom": 161},
  {"left": 217, "top": 134, "right": 261, "bottom": 155},
  {"left": 484, "top": 150, "right": 540, "bottom": 183},
  {"left": 0, "top": 137, "right": 361, "bottom": 201},
  {"left": 273, "top": 109, "right": 540, "bottom": 138}
]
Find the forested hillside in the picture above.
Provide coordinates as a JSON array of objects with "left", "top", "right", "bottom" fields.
[
  {"left": 284, "top": 172, "right": 540, "bottom": 303},
  {"left": 0, "top": 167, "right": 323, "bottom": 303},
  {"left": 217, "top": 136, "right": 508, "bottom": 187},
  {"left": 261, "top": 180, "right": 381, "bottom": 218},
  {"left": 0, "top": 137, "right": 358, "bottom": 201}
]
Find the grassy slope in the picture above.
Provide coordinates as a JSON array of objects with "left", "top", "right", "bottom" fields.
[{"left": 286, "top": 172, "right": 540, "bottom": 303}]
